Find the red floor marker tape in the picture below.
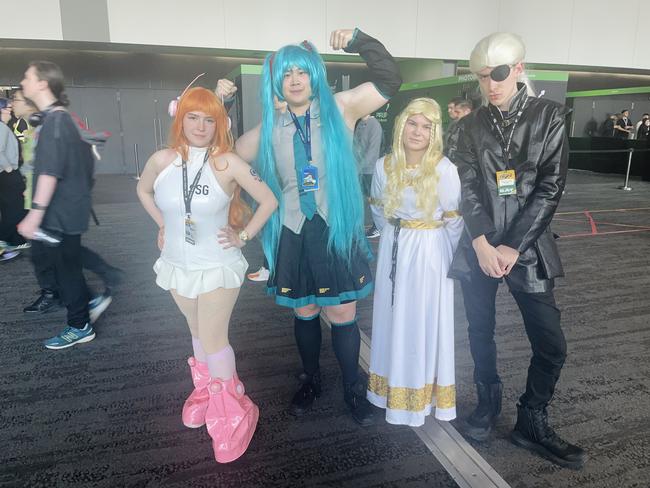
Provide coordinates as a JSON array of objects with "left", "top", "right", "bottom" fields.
[{"left": 585, "top": 211, "right": 598, "bottom": 235}]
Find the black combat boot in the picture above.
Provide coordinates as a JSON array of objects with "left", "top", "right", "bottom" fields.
[
  {"left": 289, "top": 371, "right": 321, "bottom": 416},
  {"left": 462, "top": 382, "right": 503, "bottom": 441},
  {"left": 510, "top": 403, "right": 587, "bottom": 469},
  {"left": 343, "top": 380, "right": 376, "bottom": 427},
  {"left": 23, "top": 289, "right": 62, "bottom": 314}
]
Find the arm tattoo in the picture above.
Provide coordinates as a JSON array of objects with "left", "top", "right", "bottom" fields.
[{"left": 250, "top": 168, "right": 263, "bottom": 182}]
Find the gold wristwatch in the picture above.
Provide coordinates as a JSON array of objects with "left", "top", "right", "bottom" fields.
[{"left": 238, "top": 229, "right": 250, "bottom": 243}]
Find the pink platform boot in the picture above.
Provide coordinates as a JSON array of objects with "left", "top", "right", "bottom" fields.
[
  {"left": 182, "top": 357, "right": 210, "bottom": 428},
  {"left": 205, "top": 375, "right": 259, "bottom": 463}
]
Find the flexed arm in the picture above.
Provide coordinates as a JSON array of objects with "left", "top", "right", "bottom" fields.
[{"left": 331, "top": 28, "right": 402, "bottom": 127}]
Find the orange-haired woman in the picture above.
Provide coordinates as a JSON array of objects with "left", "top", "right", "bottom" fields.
[{"left": 137, "top": 87, "right": 277, "bottom": 463}]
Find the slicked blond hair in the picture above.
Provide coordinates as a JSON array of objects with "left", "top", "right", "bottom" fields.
[{"left": 469, "top": 32, "right": 535, "bottom": 99}]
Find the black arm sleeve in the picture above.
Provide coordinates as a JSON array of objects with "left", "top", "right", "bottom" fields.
[
  {"left": 343, "top": 29, "right": 402, "bottom": 99},
  {"left": 502, "top": 106, "right": 569, "bottom": 253}
]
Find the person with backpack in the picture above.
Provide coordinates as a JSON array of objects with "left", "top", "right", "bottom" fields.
[{"left": 17, "top": 60, "right": 97, "bottom": 349}]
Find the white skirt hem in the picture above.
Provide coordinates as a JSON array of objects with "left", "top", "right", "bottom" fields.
[
  {"left": 153, "top": 256, "right": 248, "bottom": 298},
  {"left": 367, "top": 390, "right": 456, "bottom": 426}
]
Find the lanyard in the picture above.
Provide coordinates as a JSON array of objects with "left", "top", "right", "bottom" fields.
[
  {"left": 181, "top": 150, "right": 209, "bottom": 216},
  {"left": 488, "top": 97, "right": 527, "bottom": 168},
  {"left": 289, "top": 108, "right": 312, "bottom": 162}
]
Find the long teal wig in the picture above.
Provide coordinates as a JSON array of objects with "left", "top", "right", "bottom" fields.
[{"left": 256, "top": 41, "right": 369, "bottom": 275}]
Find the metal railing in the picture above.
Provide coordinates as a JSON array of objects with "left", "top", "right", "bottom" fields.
[
  {"left": 132, "top": 143, "right": 141, "bottom": 181},
  {"left": 569, "top": 147, "right": 650, "bottom": 191}
]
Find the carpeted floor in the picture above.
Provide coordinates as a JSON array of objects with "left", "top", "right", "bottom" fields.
[
  {"left": 0, "top": 177, "right": 456, "bottom": 487},
  {"left": 1, "top": 170, "right": 649, "bottom": 487}
]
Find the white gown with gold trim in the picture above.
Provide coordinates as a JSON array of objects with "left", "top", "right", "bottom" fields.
[{"left": 366, "top": 156, "right": 463, "bottom": 426}]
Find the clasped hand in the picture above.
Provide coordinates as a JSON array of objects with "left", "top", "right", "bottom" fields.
[{"left": 472, "top": 236, "right": 519, "bottom": 278}]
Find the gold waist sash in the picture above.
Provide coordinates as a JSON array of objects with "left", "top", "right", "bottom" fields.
[{"left": 374, "top": 208, "right": 460, "bottom": 230}]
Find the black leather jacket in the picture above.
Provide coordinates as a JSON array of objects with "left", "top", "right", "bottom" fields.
[{"left": 448, "top": 84, "right": 569, "bottom": 293}]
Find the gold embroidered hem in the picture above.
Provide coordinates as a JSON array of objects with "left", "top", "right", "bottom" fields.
[{"left": 368, "top": 372, "right": 456, "bottom": 411}]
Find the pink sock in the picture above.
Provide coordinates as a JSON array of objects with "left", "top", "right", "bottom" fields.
[
  {"left": 206, "top": 345, "right": 237, "bottom": 380},
  {"left": 191, "top": 337, "right": 207, "bottom": 363}
]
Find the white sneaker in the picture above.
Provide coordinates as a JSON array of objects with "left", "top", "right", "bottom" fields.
[
  {"left": 0, "top": 250, "right": 20, "bottom": 262},
  {"left": 89, "top": 293, "right": 113, "bottom": 323},
  {"left": 365, "top": 226, "right": 380, "bottom": 239},
  {"left": 247, "top": 266, "right": 270, "bottom": 282},
  {"left": 7, "top": 242, "right": 31, "bottom": 252}
]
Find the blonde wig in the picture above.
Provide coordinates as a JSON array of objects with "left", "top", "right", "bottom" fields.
[
  {"left": 469, "top": 32, "right": 535, "bottom": 99},
  {"left": 383, "top": 97, "right": 443, "bottom": 220}
]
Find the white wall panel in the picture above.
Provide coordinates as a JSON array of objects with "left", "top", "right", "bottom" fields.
[
  {"left": 632, "top": 1, "right": 650, "bottom": 69},
  {"left": 568, "top": 0, "right": 639, "bottom": 68},
  {"left": 1, "top": 0, "right": 63, "bottom": 40},
  {"left": 107, "top": 0, "right": 226, "bottom": 48},
  {"left": 415, "top": 0, "right": 500, "bottom": 60},
  {"left": 5, "top": 0, "right": 650, "bottom": 70},
  {"left": 325, "top": 0, "right": 418, "bottom": 57},
  {"left": 498, "top": 0, "right": 573, "bottom": 65},
  {"left": 224, "top": 0, "right": 326, "bottom": 51}
]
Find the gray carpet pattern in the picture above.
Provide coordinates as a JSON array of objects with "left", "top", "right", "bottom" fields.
[
  {"left": 1, "top": 178, "right": 455, "bottom": 487},
  {"left": 2, "top": 170, "right": 649, "bottom": 487}
]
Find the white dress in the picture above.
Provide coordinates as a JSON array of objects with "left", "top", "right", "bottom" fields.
[
  {"left": 153, "top": 146, "right": 248, "bottom": 298},
  {"left": 366, "top": 156, "right": 463, "bottom": 426}
]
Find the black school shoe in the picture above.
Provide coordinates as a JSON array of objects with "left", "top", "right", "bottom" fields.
[
  {"left": 343, "top": 380, "right": 376, "bottom": 427},
  {"left": 289, "top": 371, "right": 322, "bottom": 416},
  {"left": 510, "top": 403, "right": 587, "bottom": 470}
]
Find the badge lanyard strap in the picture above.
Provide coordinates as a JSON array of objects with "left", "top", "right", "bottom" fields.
[
  {"left": 489, "top": 97, "right": 527, "bottom": 169},
  {"left": 289, "top": 108, "right": 312, "bottom": 163},
  {"left": 182, "top": 150, "right": 210, "bottom": 217}
]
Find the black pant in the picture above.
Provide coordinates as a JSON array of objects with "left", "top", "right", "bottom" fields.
[
  {"left": 31, "top": 240, "right": 116, "bottom": 293},
  {"left": 32, "top": 235, "right": 90, "bottom": 328},
  {"left": 0, "top": 170, "right": 27, "bottom": 245},
  {"left": 460, "top": 268, "right": 567, "bottom": 409},
  {"left": 31, "top": 239, "right": 58, "bottom": 291}
]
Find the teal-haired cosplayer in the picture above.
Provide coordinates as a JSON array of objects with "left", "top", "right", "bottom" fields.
[
  {"left": 230, "top": 28, "right": 402, "bottom": 426},
  {"left": 256, "top": 41, "right": 367, "bottom": 273}
]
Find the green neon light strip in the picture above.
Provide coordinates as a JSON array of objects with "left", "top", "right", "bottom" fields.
[
  {"left": 225, "top": 64, "right": 263, "bottom": 79},
  {"left": 240, "top": 64, "right": 263, "bottom": 75},
  {"left": 528, "top": 71, "right": 569, "bottom": 81},
  {"left": 399, "top": 70, "right": 568, "bottom": 92},
  {"left": 566, "top": 86, "right": 650, "bottom": 98},
  {"left": 400, "top": 76, "right": 468, "bottom": 91}
]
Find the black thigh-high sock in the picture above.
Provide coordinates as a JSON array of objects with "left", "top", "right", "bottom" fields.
[
  {"left": 331, "top": 320, "right": 361, "bottom": 386},
  {"left": 294, "top": 314, "right": 322, "bottom": 376}
]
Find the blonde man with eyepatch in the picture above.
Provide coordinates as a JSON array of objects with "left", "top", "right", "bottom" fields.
[{"left": 449, "top": 32, "right": 586, "bottom": 469}]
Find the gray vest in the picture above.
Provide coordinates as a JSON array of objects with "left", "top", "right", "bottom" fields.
[{"left": 273, "top": 99, "right": 337, "bottom": 234}]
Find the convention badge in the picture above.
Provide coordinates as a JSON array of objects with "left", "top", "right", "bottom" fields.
[
  {"left": 301, "top": 164, "right": 319, "bottom": 192},
  {"left": 184, "top": 216, "right": 196, "bottom": 245},
  {"left": 496, "top": 169, "right": 517, "bottom": 196}
]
